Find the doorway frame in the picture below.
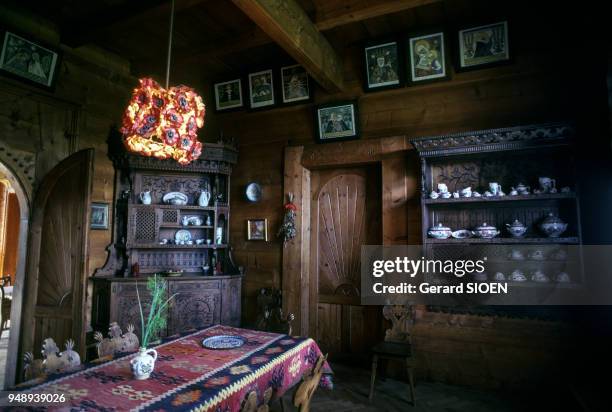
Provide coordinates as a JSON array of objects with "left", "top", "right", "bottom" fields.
[
  {"left": 0, "top": 160, "right": 31, "bottom": 388},
  {"left": 281, "top": 136, "right": 416, "bottom": 337}
]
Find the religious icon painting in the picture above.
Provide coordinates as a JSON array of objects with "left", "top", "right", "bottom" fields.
[
  {"left": 315, "top": 101, "right": 359, "bottom": 143},
  {"left": 214, "top": 78, "right": 243, "bottom": 111},
  {"left": 457, "top": 21, "right": 510, "bottom": 70},
  {"left": 407, "top": 31, "right": 449, "bottom": 84},
  {"left": 364, "top": 40, "right": 401, "bottom": 91},
  {"left": 281, "top": 64, "right": 311, "bottom": 104}
]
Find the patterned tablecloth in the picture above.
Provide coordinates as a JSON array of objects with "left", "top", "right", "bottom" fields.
[{"left": 13, "top": 325, "right": 333, "bottom": 411}]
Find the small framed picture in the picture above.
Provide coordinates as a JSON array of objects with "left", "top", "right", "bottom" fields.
[
  {"left": 281, "top": 64, "right": 311, "bottom": 103},
  {"left": 0, "top": 30, "right": 60, "bottom": 89},
  {"left": 407, "top": 31, "right": 448, "bottom": 84},
  {"left": 90, "top": 202, "right": 109, "bottom": 230},
  {"left": 315, "top": 101, "right": 359, "bottom": 143},
  {"left": 457, "top": 21, "right": 510, "bottom": 70},
  {"left": 364, "top": 40, "right": 401, "bottom": 91},
  {"left": 247, "top": 218, "right": 268, "bottom": 241},
  {"left": 214, "top": 78, "right": 243, "bottom": 111},
  {"left": 248, "top": 69, "right": 275, "bottom": 108}
]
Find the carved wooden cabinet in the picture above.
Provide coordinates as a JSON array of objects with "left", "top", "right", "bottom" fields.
[
  {"left": 92, "top": 276, "right": 241, "bottom": 338},
  {"left": 92, "top": 132, "right": 242, "bottom": 338}
]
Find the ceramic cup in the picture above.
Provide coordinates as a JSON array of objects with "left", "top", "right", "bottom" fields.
[
  {"left": 437, "top": 183, "right": 449, "bottom": 193},
  {"left": 489, "top": 182, "right": 500, "bottom": 195},
  {"left": 206, "top": 239, "right": 212, "bottom": 245},
  {"left": 494, "top": 272, "right": 505, "bottom": 281}
]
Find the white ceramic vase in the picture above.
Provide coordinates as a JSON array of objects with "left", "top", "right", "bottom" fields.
[{"left": 130, "top": 347, "right": 157, "bottom": 380}]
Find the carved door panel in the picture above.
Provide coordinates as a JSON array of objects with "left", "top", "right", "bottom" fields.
[
  {"left": 311, "top": 166, "right": 382, "bottom": 361},
  {"left": 168, "top": 280, "right": 221, "bottom": 334},
  {"left": 221, "top": 277, "right": 241, "bottom": 326},
  {"left": 20, "top": 150, "right": 94, "bottom": 363}
]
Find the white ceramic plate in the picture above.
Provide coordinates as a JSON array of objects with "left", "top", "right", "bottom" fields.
[
  {"left": 202, "top": 335, "right": 246, "bottom": 349},
  {"left": 163, "top": 192, "right": 188, "bottom": 205}
]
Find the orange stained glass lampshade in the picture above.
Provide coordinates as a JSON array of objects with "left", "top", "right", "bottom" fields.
[{"left": 120, "top": 77, "right": 205, "bottom": 165}]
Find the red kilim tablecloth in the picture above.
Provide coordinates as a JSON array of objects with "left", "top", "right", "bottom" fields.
[{"left": 12, "top": 325, "right": 333, "bottom": 411}]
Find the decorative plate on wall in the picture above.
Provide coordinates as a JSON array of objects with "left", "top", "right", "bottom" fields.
[
  {"left": 245, "top": 182, "right": 262, "bottom": 202},
  {"left": 202, "top": 335, "right": 246, "bottom": 349}
]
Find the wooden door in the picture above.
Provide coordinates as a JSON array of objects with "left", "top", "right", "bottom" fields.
[
  {"left": 311, "top": 166, "right": 382, "bottom": 362},
  {"left": 20, "top": 149, "right": 94, "bottom": 364}
]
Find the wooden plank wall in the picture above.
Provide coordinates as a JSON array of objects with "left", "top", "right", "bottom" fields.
[{"left": 210, "top": 1, "right": 609, "bottom": 387}]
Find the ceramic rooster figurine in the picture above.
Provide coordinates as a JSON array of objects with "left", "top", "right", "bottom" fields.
[
  {"left": 23, "top": 351, "right": 45, "bottom": 381},
  {"left": 41, "top": 338, "right": 63, "bottom": 374}
]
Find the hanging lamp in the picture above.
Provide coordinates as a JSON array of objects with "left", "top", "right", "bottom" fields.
[{"left": 120, "top": 0, "right": 205, "bottom": 165}]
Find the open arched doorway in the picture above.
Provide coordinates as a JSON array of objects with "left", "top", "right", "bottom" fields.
[{"left": 0, "top": 159, "right": 30, "bottom": 389}]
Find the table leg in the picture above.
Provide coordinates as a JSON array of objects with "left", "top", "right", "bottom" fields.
[
  {"left": 369, "top": 354, "right": 378, "bottom": 402},
  {"left": 406, "top": 358, "right": 415, "bottom": 406}
]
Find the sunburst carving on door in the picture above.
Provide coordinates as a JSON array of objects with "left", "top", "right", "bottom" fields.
[{"left": 317, "top": 174, "right": 366, "bottom": 297}]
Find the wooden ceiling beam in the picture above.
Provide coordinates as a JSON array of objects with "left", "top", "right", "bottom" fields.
[
  {"left": 314, "top": 0, "right": 441, "bottom": 31},
  {"left": 231, "top": 0, "right": 344, "bottom": 92}
]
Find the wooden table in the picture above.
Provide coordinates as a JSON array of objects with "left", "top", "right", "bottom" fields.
[{"left": 7, "top": 325, "right": 332, "bottom": 411}]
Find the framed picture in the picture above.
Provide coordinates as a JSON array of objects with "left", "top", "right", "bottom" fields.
[
  {"left": 90, "top": 202, "right": 109, "bottom": 230},
  {"left": 248, "top": 69, "right": 275, "bottom": 108},
  {"left": 0, "top": 30, "right": 60, "bottom": 89},
  {"left": 315, "top": 101, "right": 359, "bottom": 143},
  {"left": 247, "top": 218, "right": 268, "bottom": 241},
  {"left": 457, "top": 21, "right": 510, "bottom": 70},
  {"left": 364, "top": 40, "right": 401, "bottom": 91},
  {"left": 281, "top": 64, "right": 311, "bottom": 103},
  {"left": 407, "top": 31, "right": 448, "bottom": 84},
  {"left": 214, "top": 78, "right": 243, "bottom": 111}
]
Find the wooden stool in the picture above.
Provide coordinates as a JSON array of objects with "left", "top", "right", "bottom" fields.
[{"left": 369, "top": 341, "right": 415, "bottom": 405}]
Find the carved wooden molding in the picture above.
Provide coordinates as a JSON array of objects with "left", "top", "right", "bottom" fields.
[
  {"left": 293, "top": 354, "right": 327, "bottom": 412},
  {"left": 412, "top": 122, "right": 574, "bottom": 157},
  {"left": 0, "top": 142, "right": 35, "bottom": 202}
]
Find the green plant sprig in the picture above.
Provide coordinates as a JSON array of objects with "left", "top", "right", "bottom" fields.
[{"left": 135, "top": 275, "right": 178, "bottom": 348}]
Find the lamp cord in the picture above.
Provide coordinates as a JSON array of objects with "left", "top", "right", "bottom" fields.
[{"left": 165, "top": 0, "right": 175, "bottom": 89}]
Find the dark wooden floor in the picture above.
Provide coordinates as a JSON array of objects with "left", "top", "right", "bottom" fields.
[{"left": 277, "top": 362, "right": 523, "bottom": 412}]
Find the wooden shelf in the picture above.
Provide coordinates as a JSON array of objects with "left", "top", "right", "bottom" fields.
[
  {"left": 425, "top": 237, "right": 580, "bottom": 245},
  {"left": 423, "top": 192, "right": 576, "bottom": 205},
  {"left": 127, "top": 244, "right": 228, "bottom": 249},
  {"left": 134, "top": 204, "right": 216, "bottom": 210},
  {"left": 159, "top": 225, "right": 213, "bottom": 229}
]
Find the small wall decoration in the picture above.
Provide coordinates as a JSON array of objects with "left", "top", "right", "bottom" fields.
[
  {"left": 277, "top": 193, "right": 297, "bottom": 246},
  {"left": 214, "top": 79, "right": 243, "bottom": 111},
  {"left": 458, "top": 21, "right": 509, "bottom": 70},
  {"left": 245, "top": 182, "right": 262, "bottom": 203},
  {"left": 407, "top": 31, "right": 448, "bottom": 83},
  {"left": 315, "top": 101, "right": 359, "bottom": 143},
  {"left": 364, "top": 40, "right": 400, "bottom": 91},
  {"left": 247, "top": 218, "right": 268, "bottom": 241},
  {"left": 0, "top": 31, "right": 60, "bottom": 89},
  {"left": 281, "top": 64, "right": 310, "bottom": 103},
  {"left": 90, "top": 202, "right": 109, "bottom": 230},
  {"left": 248, "top": 69, "right": 275, "bottom": 108}
]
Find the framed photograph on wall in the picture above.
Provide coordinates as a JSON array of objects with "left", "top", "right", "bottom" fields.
[
  {"left": 281, "top": 64, "right": 311, "bottom": 103},
  {"left": 247, "top": 218, "right": 268, "bottom": 241},
  {"left": 315, "top": 101, "right": 359, "bottom": 143},
  {"left": 248, "top": 69, "right": 275, "bottom": 108},
  {"left": 90, "top": 202, "right": 109, "bottom": 230},
  {"left": 407, "top": 31, "right": 448, "bottom": 84},
  {"left": 0, "top": 30, "right": 60, "bottom": 89},
  {"left": 457, "top": 21, "right": 510, "bottom": 70},
  {"left": 364, "top": 40, "right": 401, "bottom": 91},
  {"left": 214, "top": 78, "right": 243, "bottom": 111}
]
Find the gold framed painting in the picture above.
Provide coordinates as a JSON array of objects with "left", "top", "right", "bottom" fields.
[{"left": 247, "top": 218, "right": 268, "bottom": 241}]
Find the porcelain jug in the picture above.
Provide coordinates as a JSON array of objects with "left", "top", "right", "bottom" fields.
[
  {"left": 139, "top": 191, "right": 152, "bottom": 205},
  {"left": 130, "top": 348, "right": 157, "bottom": 380},
  {"left": 198, "top": 190, "right": 211, "bottom": 207}
]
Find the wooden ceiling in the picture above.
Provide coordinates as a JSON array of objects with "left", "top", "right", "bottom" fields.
[{"left": 3, "top": 0, "right": 521, "bottom": 87}]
